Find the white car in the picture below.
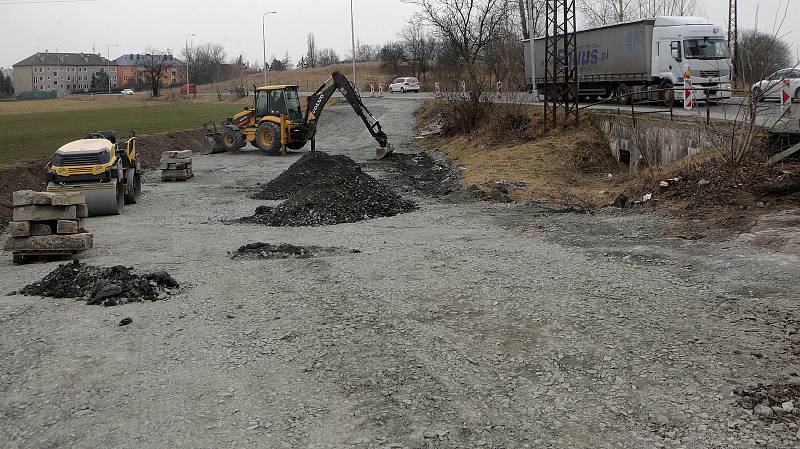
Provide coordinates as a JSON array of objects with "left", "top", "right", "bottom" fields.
[
  {"left": 389, "top": 77, "right": 420, "bottom": 93},
  {"left": 121, "top": 88, "right": 135, "bottom": 96},
  {"left": 751, "top": 68, "right": 800, "bottom": 101}
]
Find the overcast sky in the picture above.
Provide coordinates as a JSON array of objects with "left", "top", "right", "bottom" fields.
[{"left": 0, "top": 0, "right": 798, "bottom": 69}]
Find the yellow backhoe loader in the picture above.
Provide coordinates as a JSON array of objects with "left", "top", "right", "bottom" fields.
[{"left": 204, "top": 71, "right": 393, "bottom": 159}]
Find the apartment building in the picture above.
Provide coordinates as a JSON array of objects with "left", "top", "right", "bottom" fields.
[
  {"left": 12, "top": 52, "right": 117, "bottom": 96},
  {"left": 114, "top": 54, "right": 185, "bottom": 88}
]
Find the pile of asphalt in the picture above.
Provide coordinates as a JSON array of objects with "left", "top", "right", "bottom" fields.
[
  {"left": 378, "top": 151, "right": 462, "bottom": 197},
  {"left": 20, "top": 260, "right": 179, "bottom": 306},
  {"left": 243, "top": 152, "right": 416, "bottom": 227},
  {"left": 231, "top": 242, "right": 360, "bottom": 260}
]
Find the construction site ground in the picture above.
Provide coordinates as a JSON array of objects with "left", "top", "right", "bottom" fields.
[{"left": 1, "top": 98, "right": 800, "bottom": 449}]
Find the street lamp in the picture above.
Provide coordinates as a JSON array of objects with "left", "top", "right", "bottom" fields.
[
  {"left": 185, "top": 33, "right": 196, "bottom": 93},
  {"left": 105, "top": 43, "right": 119, "bottom": 94},
  {"left": 262, "top": 11, "right": 278, "bottom": 86},
  {"left": 350, "top": 0, "right": 356, "bottom": 89}
]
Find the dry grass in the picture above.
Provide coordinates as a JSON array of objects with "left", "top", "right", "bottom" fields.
[{"left": 419, "top": 101, "right": 629, "bottom": 207}]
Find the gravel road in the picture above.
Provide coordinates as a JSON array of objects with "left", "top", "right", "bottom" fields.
[{"left": 1, "top": 98, "right": 799, "bottom": 449}]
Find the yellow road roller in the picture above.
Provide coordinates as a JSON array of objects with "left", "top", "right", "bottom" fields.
[{"left": 46, "top": 131, "right": 142, "bottom": 216}]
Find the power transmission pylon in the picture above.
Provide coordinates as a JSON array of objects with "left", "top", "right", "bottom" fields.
[
  {"left": 728, "top": 0, "right": 738, "bottom": 82},
  {"left": 543, "top": 0, "right": 578, "bottom": 128}
]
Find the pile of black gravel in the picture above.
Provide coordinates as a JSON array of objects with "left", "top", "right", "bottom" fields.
[
  {"left": 378, "top": 151, "right": 462, "bottom": 197},
  {"left": 21, "top": 260, "right": 179, "bottom": 306},
  {"left": 231, "top": 242, "right": 360, "bottom": 259},
  {"left": 243, "top": 152, "right": 416, "bottom": 227},
  {"left": 252, "top": 152, "right": 362, "bottom": 200}
]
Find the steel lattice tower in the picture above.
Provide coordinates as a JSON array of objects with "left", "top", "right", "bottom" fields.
[
  {"left": 543, "top": 0, "right": 578, "bottom": 128},
  {"left": 728, "top": 0, "right": 738, "bottom": 82}
]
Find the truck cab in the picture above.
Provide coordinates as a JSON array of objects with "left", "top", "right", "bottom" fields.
[{"left": 651, "top": 16, "right": 732, "bottom": 101}]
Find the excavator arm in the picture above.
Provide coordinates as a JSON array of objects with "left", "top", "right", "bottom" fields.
[{"left": 304, "top": 71, "right": 392, "bottom": 158}]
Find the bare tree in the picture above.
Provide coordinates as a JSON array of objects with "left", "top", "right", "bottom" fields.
[
  {"left": 405, "top": 0, "right": 509, "bottom": 100},
  {"left": 380, "top": 42, "right": 405, "bottom": 71},
  {"left": 182, "top": 43, "right": 228, "bottom": 85},
  {"left": 306, "top": 33, "right": 317, "bottom": 68},
  {"left": 578, "top": 0, "right": 700, "bottom": 27},
  {"left": 737, "top": 29, "right": 793, "bottom": 85},
  {"left": 317, "top": 48, "right": 340, "bottom": 66},
  {"left": 399, "top": 22, "right": 436, "bottom": 79},
  {"left": 136, "top": 49, "right": 173, "bottom": 97}
]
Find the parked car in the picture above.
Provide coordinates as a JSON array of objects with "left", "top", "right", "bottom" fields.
[
  {"left": 180, "top": 83, "right": 197, "bottom": 95},
  {"left": 120, "top": 88, "right": 135, "bottom": 96},
  {"left": 752, "top": 67, "right": 800, "bottom": 101},
  {"left": 389, "top": 77, "right": 420, "bottom": 93}
]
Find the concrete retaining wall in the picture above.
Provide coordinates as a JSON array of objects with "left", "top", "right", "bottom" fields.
[{"left": 590, "top": 112, "right": 720, "bottom": 174}]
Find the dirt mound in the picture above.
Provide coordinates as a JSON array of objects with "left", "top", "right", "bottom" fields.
[
  {"left": 252, "top": 152, "right": 361, "bottom": 200},
  {"left": 21, "top": 260, "right": 179, "bottom": 306},
  {"left": 377, "top": 151, "right": 462, "bottom": 197},
  {"left": 136, "top": 129, "right": 207, "bottom": 169},
  {"left": 231, "top": 242, "right": 360, "bottom": 259},
  {"left": 243, "top": 152, "right": 416, "bottom": 227},
  {"left": 0, "top": 157, "right": 49, "bottom": 233}
]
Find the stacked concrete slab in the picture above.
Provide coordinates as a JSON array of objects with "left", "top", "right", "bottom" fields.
[
  {"left": 160, "top": 150, "right": 194, "bottom": 181},
  {"left": 4, "top": 190, "right": 93, "bottom": 263}
]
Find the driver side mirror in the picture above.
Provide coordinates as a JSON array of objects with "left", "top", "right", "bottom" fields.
[{"left": 670, "top": 41, "right": 682, "bottom": 61}]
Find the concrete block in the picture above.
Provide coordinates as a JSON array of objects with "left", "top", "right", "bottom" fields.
[
  {"left": 13, "top": 205, "right": 77, "bottom": 221},
  {"left": 31, "top": 223, "right": 53, "bottom": 236},
  {"left": 4, "top": 233, "right": 93, "bottom": 252},
  {"left": 56, "top": 220, "right": 79, "bottom": 234},
  {"left": 76, "top": 204, "right": 89, "bottom": 218},
  {"left": 50, "top": 191, "right": 86, "bottom": 206},
  {"left": 161, "top": 150, "right": 193, "bottom": 160},
  {"left": 12, "top": 190, "right": 54, "bottom": 206},
  {"left": 7, "top": 221, "right": 31, "bottom": 237}
]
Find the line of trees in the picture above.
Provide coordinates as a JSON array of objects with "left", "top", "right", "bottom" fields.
[{"left": 0, "top": 69, "right": 13, "bottom": 98}]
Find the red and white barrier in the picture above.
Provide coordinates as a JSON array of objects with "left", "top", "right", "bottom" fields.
[
  {"left": 434, "top": 81, "right": 441, "bottom": 96},
  {"left": 683, "top": 68, "right": 693, "bottom": 110},
  {"left": 781, "top": 78, "right": 792, "bottom": 111},
  {"left": 378, "top": 83, "right": 384, "bottom": 97},
  {"left": 369, "top": 81, "right": 375, "bottom": 98}
]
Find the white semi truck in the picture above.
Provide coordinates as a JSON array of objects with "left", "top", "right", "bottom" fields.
[{"left": 523, "top": 16, "right": 733, "bottom": 105}]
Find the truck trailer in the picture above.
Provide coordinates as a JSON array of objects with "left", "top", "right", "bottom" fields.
[{"left": 523, "top": 16, "right": 732, "bottom": 105}]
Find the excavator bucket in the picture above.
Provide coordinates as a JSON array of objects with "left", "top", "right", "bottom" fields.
[{"left": 375, "top": 143, "right": 393, "bottom": 160}]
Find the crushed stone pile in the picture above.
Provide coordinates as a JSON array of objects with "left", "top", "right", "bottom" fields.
[
  {"left": 243, "top": 152, "right": 416, "bottom": 227},
  {"left": 252, "top": 152, "right": 362, "bottom": 200},
  {"left": 21, "top": 260, "right": 179, "bottom": 306},
  {"left": 379, "top": 151, "right": 462, "bottom": 196},
  {"left": 734, "top": 383, "right": 800, "bottom": 422},
  {"left": 231, "top": 242, "right": 360, "bottom": 260}
]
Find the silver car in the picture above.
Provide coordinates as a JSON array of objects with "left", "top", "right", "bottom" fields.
[{"left": 751, "top": 67, "right": 800, "bottom": 102}]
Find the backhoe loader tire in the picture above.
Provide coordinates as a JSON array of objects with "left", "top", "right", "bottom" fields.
[
  {"left": 124, "top": 170, "right": 142, "bottom": 204},
  {"left": 222, "top": 130, "right": 241, "bottom": 152},
  {"left": 255, "top": 122, "right": 281, "bottom": 153}
]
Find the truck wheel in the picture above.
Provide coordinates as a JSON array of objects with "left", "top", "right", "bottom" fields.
[
  {"left": 124, "top": 170, "right": 142, "bottom": 204},
  {"left": 255, "top": 122, "right": 281, "bottom": 153},
  {"left": 795, "top": 88, "right": 800, "bottom": 102},
  {"left": 616, "top": 84, "right": 632, "bottom": 105},
  {"left": 660, "top": 82, "right": 675, "bottom": 107}
]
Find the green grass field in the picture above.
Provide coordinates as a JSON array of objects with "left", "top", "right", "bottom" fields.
[{"left": 0, "top": 102, "right": 243, "bottom": 164}]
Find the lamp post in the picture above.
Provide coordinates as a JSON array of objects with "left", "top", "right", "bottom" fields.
[
  {"left": 262, "top": 11, "right": 278, "bottom": 86},
  {"left": 350, "top": 0, "right": 356, "bottom": 89},
  {"left": 105, "top": 44, "right": 119, "bottom": 95},
  {"left": 185, "top": 33, "right": 196, "bottom": 93}
]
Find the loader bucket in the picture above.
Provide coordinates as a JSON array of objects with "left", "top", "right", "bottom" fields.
[{"left": 202, "top": 122, "right": 226, "bottom": 154}]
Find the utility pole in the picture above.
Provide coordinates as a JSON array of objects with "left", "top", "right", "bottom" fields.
[
  {"left": 262, "top": 11, "right": 277, "bottom": 86},
  {"left": 105, "top": 44, "right": 119, "bottom": 95},
  {"left": 186, "top": 33, "right": 196, "bottom": 92},
  {"left": 350, "top": 0, "right": 357, "bottom": 89},
  {"left": 528, "top": 1, "right": 537, "bottom": 98},
  {"left": 728, "top": 0, "right": 738, "bottom": 83}
]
